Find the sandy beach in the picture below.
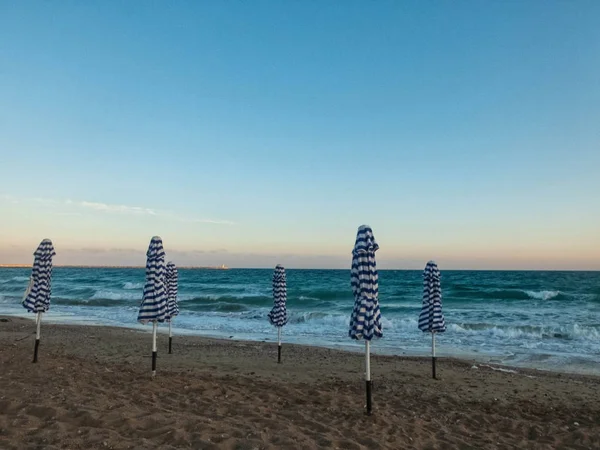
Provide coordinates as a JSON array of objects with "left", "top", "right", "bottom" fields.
[{"left": 1, "top": 316, "right": 599, "bottom": 449}]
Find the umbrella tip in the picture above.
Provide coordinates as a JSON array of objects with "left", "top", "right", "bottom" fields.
[
  {"left": 35, "top": 239, "right": 56, "bottom": 256},
  {"left": 354, "top": 225, "right": 378, "bottom": 252}
]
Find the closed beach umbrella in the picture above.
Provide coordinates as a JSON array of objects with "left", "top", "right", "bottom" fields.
[
  {"left": 267, "top": 264, "right": 288, "bottom": 363},
  {"left": 137, "top": 236, "right": 168, "bottom": 376},
  {"left": 22, "top": 239, "right": 56, "bottom": 363},
  {"left": 165, "top": 261, "right": 179, "bottom": 354},
  {"left": 349, "top": 225, "right": 382, "bottom": 415},
  {"left": 418, "top": 261, "right": 446, "bottom": 379}
]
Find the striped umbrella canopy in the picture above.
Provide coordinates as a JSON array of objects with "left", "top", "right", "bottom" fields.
[
  {"left": 138, "top": 236, "right": 168, "bottom": 376},
  {"left": 268, "top": 264, "right": 287, "bottom": 363},
  {"left": 349, "top": 225, "right": 382, "bottom": 341},
  {"left": 22, "top": 239, "right": 56, "bottom": 363},
  {"left": 268, "top": 265, "right": 288, "bottom": 327},
  {"left": 137, "top": 236, "right": 168, "bottom": 324},
  {"left": 418, "top": 260, "right": 446, "bottom": 379},
  {"left": 165, "top": 261, "right": 179, "bottom": 321},
  {"left": 22, "top": 239, "right": 56, "bottom": 314},
  {"left": 165, "top": 261, "right": 179, "bottom": 355},
  {"left": 349, "top": 225, "right": 381, "bottom": 415},
  {"left": 418, "top": 261, "right": 446, "bottom": 333}
]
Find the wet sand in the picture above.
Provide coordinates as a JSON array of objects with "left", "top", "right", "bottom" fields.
[{"left": 1, "top": 316, "right": 599, "bottom": 449}]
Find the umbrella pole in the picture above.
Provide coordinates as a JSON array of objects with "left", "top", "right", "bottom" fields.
[
  {"left": 33, "top": 312, "right": 41, "bottom": 363},
  {"left": 365, "top": 340, "right": 372, "bottom": 415},
  {"left": 152, "top": 321, "right": 157, "bottom": 377},
  {"left": 168, "top": 320, "right": 172, "bottom": 354},
  {"left": 432, "top": 331, "right": 437, "bottom": 379},
  {"left": 277, "top": 327, "right": 282, "bottom": 364}
]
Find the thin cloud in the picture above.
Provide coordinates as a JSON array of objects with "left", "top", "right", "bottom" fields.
[
  {"left": 2, "top": 194, "right": 234, "bottom": 225},
  {"left": 0, "top": 194, "right": 19, "bottom": 204},
  {"left": 53, "top": 212, "right": 83, "bottom": 217},
  {"left": 78, "top": 201, "right": 158, "bottom": 216},
  {"left": 178, "top": 217, "right": 235, "bottom": 225}
]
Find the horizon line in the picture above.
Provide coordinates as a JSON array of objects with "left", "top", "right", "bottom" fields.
[{"left": 0, "top": 264, "right": 598, "bottom": 272}]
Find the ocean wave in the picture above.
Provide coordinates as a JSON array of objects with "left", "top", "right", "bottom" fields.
[
  {"left": 179, "top": 283, "right": 270, "bottom": 297},
  {"left": 0, "top": 276, "right": 29, "bottom": 284},
  {"left": 54, "top": 298, "right": 129, "bottom": 308},
  {"left": 292, "top": 289, "right": 352, "bottom": 301},
  {"left": 178, "top": 294, "right": 335, "bottom": 310},
  {"left": 123, "top": 282, "right": 143, "bottom": 290},
  {"left": 381, "top": 303, "right": 421, "bottom": 313},
  {"left": 286, "top": 312, "right": 418, "bottom": 332},
  {"left": 180, "top": 294, "right": 272, "bottom": 305},
  {"left": 449, "top": 289, "right": 565, "bottom": 301},
  {"left": 449, "top": 284, "right": 477, "bottom": 292},
  {"left": 524, "top": 290, "right": 560, "bottom": 300},
  {"left": 450, "top": 322, "right": 600, "bottom": 341},
  {"left": 186, "top": 302, "right": 250, "bottom": 313},
  {"left": 90, "top": 290, "right": 140, "bottom": 301},
  {"left": 13, "top": 276, "right": 29, "bottom": 282},
  {"left": 288, "top": 311, "right": 347, "bottom": 325}
]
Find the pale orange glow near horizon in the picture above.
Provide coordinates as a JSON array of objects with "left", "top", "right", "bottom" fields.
[{"left": 1, "top": 194, "right": 599, "bottom": 270}]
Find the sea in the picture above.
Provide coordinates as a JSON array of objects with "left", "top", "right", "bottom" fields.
[{"left": 1, "top": 268, "right": 599, "bottom": 374}]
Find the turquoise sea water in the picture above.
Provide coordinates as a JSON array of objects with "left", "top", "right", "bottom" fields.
[{"left": 1, "top": 268, "right": 599, "bottom": 374}]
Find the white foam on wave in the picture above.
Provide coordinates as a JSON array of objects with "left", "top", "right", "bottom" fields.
[
  {"left": 91, "top": 290, "right": 140, "bottom": 301},
  {"left": 123, "top": 282, "right": 143, "bottom": 290},
  {"left": 289, "top": 311, "right": 348, "bottom": 325},
  {"left": 0, "top": 276, "right": 29, "bottom": 283},
  {"left": 449, "top": 322, "right": 600, "bottom": 342},
  {"left": 450, "top": 323, "right": 538, "bottom": 339},
  {"left": 569, "top": 323, "right": 600, "bottom": 340},
  {"left": 287, "top": 312, "right": 419, "bottom": 333},
  {"left": 525, "top": 290, "right": 560, "bottom": 300}
]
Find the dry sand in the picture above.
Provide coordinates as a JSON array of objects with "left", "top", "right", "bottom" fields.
[{"left": 1, "top": 316, "right": 599, "bottom": 449}]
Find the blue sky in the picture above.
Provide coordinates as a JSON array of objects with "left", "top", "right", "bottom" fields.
[{"left": 1, "top": 1, "right": 599, "bottom": 269}]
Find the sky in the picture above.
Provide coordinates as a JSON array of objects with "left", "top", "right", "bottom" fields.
[{"left": 1, "top": 1, "right": 599, "bottom": 269}]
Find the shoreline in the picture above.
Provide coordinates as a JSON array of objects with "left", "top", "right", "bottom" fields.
[
  {"left": 0, "top": 313, "right": 600, "bottom": 381},
  {"left": 2, "top": 310, "right": 598, "bottom": 377},
  {"left": 1, "top": 315, "right": 600, "bottom": 449}
]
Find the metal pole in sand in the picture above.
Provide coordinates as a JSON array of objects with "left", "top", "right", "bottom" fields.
[
  {"left": 277, "top": 327, "right": 282, "bottom": 363},
  {"left": 168, "top": 321, "right": 173, "bottom": 354},
  {"left": 152, "top": 321, "right": 157, "bottom": 377},
  {"left": 432, "top": 331, "right": 437, "bottom": 379},
  {"left": 33, "top": 312, "right": 41, "bottom": 363},
  {"left": 365, "top": 340, "right": 372, "bottom": 415}
]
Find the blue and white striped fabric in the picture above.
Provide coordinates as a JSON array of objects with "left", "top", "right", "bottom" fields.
[
  {"left": 22, "top": 239, "right": 56, "bottom": 313},
  {"left": 268, "top": 264, "right": 288, "bottom": 327},
  {"left": 418, "top": 261, "right": 447, "bottom": 333},
  {"left": 349, "top": 225, "right": 383, "bottom": 341},
  {"left": 165, "top": 261, "right": 179, "bottom": 321},
  {"left": 137, "top": 236, "right": 168, "bottom": 324}
]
